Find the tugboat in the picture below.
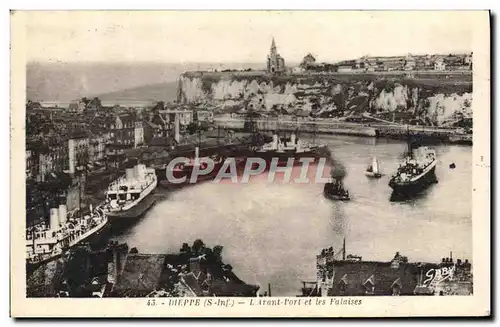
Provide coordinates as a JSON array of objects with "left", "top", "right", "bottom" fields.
[
  {"left": 389, "top": 131, "right": 438, "bottom": 195},
  {"left": 323, "top": 177, "right": 350, "bottom": 201},
  {"left": 104, "top": 164, "right": 157, "bottom": 225},
  {"left": 365, "top": 157, "right": 382, "bottom": 178},
  {"left": 26, "top": 204, "right": 108, "bottom": 273}
]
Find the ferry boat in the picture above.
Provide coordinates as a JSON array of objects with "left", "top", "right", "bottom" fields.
[
  {"left": 159, "top": 147, "right": 233, "bottom": 189},
  {"left": 323, "top": 177, "right": 350, "bottom": 201},
  {"left": 365, "top": 157, "right": 382, "bottom": 178},
  {"left": 26, "top": 204, "right": 108, "bottom": 272},
  {"left": 250, "top": 133, "right": 330, "bottom": 167},
  {"left": 104, "top": 164, "right": 157, "bottom": 223},
  {"left": 388, "top": 146, "right": 438, "bottom": 195}
]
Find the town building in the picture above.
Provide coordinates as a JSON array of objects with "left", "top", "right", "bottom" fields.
[
  {"left": 404, "top": 54, "right": 417, "bottom": 71},
  {"left": 37, "top": 139, "right": 69, "bottom": 182},
  {"left": 267, "top": 38, "right": 286, "bottom": 74},
  {"left": 194, "top": 110, "right": 214, "bottom": 123},
  {"left": 26, "top": 149, "right": 39, "bottom": 180},
  {"left": 105, "top": 114, "right": 145, "bottom": 168},
  {"left": 68, "top": 132, "right": 90, "bottom": 175},
  {"left": 68, "top": 101, "right": 86, "bottom": 114},
  {"left": 337, "top": 65, "right": 353, "bottom": 73},
  {"left": 434, "top": 57, "right": 446, "bottom": 71},
  {"left": 88, "top": 131, "right": 110, "bottom": 165}
]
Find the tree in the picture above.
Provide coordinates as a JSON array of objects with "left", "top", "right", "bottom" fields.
[
  {"left": 213, "top": 245, "right": 224, "bottom": 261},
  {"left": 192, "top": 239, "right": 205, "bottom": 255},
  {"left": 180, "top": 243, "right": 191, "bottom": 254},
  {"left": 153, "top": 101, "right": 165, "bottom": 112}
]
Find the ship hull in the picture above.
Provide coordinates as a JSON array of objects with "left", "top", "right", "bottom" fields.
[
  {"left": 389, "top": 164, "right": 437, "bottom": 195},
  {"left": 323, "top": 191, "right": 350, "bottom": 201},
  {"left": 107, "top": 192, "right": 157, "bottom": 224},
  {"left": 364, "top": 171, "right": 382, "bottom": 178},
  {"left": 248, "top": 145, "right": 330, "bottom": 168},
  {"left": 159, "top": 159, "right": 246, "bottom": 190},
  {"left": 323, "top": 183, "right": 350, "bottom": 201}
]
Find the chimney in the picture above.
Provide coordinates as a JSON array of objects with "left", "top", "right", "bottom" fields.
[{"left": 108, "top": 243, "right": 123, "bottom": 285}]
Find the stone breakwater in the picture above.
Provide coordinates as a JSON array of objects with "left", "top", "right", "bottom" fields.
[{"left": 178, "top": 71, "right": 472, "bottom": 127}]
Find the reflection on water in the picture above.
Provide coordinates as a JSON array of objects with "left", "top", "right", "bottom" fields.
[{"left": 110, "top": 135, "right": 472, "bottom": 296}]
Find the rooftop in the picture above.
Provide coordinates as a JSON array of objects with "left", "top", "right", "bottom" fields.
[{"left": 112, "top": 254, "right": 166, "bottom": 297}]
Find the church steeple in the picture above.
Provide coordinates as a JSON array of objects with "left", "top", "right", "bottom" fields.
[{"left": 270, "top": 37, "right": 277, "bottom": 54}]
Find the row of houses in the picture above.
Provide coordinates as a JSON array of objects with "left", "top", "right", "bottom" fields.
[
  {"left": 26, "top": 108, "right": 199, "bottom": 182},
  {"left": 300, "top": 53, "right": 473, "bottom": 73}
]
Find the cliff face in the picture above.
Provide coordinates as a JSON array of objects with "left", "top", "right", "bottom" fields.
[{"left": 178, "top": 72, "right": 472, "bottom": 126}]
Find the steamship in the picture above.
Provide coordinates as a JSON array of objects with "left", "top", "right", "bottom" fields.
[
  {"left": 250, "top": 133, "right": 329, "bottom": 166},
  {"left": 104, "top": 164, "right": 158, "bottom": 223},
  {"left": 26, "top": 204, "right": 108, "bottom": 272},
  {"left": 388, "top": 146, "right": 438, "bottom": 195},
  {"left": 159, "top": 146, "right": 231, "bottom": 189}
]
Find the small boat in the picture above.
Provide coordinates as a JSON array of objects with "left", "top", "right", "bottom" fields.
[
  {"left": 365, "top": 157, "right": 382, "bottom": 178},
  {"left": 324, "top": 177, "right": 350, "bottom": 201},
  {"left": 449, "top": 163, "right": 456, "bottom": 169}
]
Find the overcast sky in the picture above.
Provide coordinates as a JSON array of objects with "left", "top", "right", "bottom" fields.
[{"left": 23, "top": 11, "right": 475, "bottom": 64}]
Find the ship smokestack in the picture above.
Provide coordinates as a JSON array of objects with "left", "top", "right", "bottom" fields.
[
  {"left": 50, "top": 208, "right": 59, "bottom": 230},
  {"left": 272, "top": 134, "right": 278, "bottom": 150},
  {"left": 126, "top": 168, "right": 134, "bottom": 181},
  {"left": 58, "top": 204, "right": 67, "bottom": 224},
  {"left": 174, "top": 114, "right": 180, "bottom": 143}
]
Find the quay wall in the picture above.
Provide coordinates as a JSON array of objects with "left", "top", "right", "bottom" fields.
[{"left": 213, "top": 117, "right": 460, "bottom": 140}]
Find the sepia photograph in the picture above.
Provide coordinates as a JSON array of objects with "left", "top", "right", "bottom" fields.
[{"left": 10, "top": 10, "right": 490, "bottom": 317}]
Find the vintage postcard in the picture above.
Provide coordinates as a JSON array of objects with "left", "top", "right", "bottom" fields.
[{"left": 10, "top": 10, "right": 490, "bottom": 317}]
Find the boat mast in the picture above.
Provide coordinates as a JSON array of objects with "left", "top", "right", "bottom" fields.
[
  {"left": 406, "top": 125, "right": 412, "bottom": 158},
  {"left": 312, "top": 117, "right": 317, "bottom": 146},
  {"left": 342, "top": 237, "right": 346, "bottom": 260}
]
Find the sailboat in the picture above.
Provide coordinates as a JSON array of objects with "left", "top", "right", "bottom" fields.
[{"left": 365, "top": 157, "right": 382, "bottom": 178}]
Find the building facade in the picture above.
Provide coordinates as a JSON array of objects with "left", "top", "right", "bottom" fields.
[
  {"left": 106, "top": 114, "right": 144, "bottom": 168},
  {"left": 37, "top": 141, "right": 69, "bottom": 182},
  {"left": 68, "top": 134, "right": 90, "bottom": 175}
]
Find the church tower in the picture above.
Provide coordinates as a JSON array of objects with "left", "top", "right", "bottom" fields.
[{"left": 267, "top": 37, "right": 286, "bottom": 74}]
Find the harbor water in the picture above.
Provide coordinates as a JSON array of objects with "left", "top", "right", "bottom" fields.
[{"left": 109, "top": 135, "right": 472, "bottom": 296}]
